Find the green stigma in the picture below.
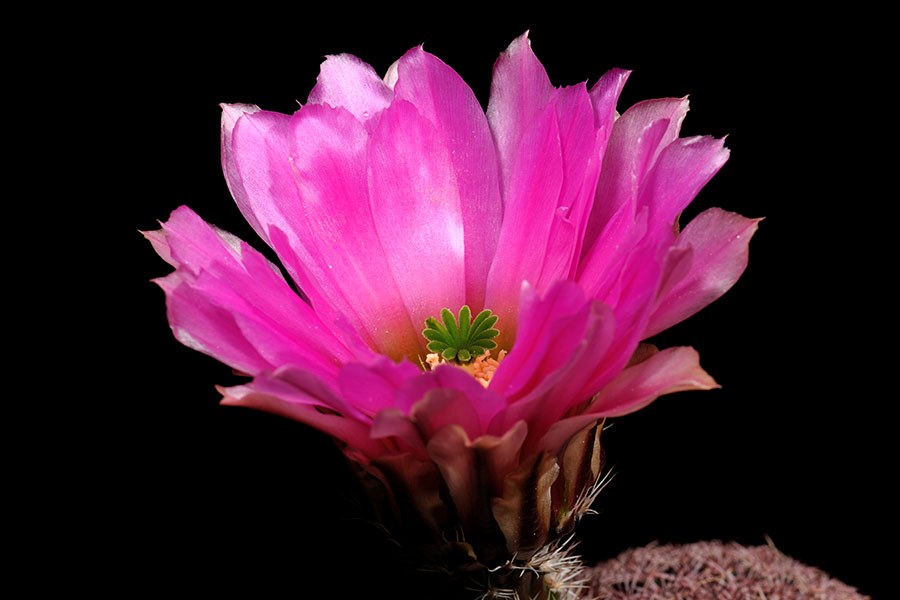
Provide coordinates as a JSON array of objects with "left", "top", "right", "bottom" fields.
[{"left": 423, "top": 306, "right": 499, "bottom": 363}]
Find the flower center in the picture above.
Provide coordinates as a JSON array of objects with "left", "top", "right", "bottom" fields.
[
  {"left": 425, "top": 349, "right": 507, "bottom": 388},
  {"left": 423, "top": 306, "right": 499, "bottom": 363},
  {"left": 422, "top": 306, "right": 504, "bottom": 387}
]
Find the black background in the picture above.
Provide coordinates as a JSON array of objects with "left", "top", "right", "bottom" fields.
[{"left": 102, "top": 12, "right": 884, "bottom": 599}]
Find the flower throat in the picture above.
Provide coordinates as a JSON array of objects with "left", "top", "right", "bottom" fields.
[{"left": 422, "top": 306, "right": 506, "bottom": 387}]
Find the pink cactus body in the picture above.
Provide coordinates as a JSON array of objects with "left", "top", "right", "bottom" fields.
[{"left": 146, "top": 32, "right": 758, "bottom": 586}]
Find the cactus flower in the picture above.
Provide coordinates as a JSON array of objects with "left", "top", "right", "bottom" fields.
[{"left": 146, "top": 32, "right": 758, "bottom": 598}]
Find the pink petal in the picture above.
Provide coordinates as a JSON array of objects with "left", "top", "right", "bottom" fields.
[
  {"left": 307, "top": 53, "right": 393, "bottom": 122},
  {"left": 155, "top": 274, "right": 271, "bottom": 375},
  {"left": 411, "top": 388, "right": 482, "bottom": 442},
  {"left": 369, "top": 366, "right": 510, "bottom": 459},
  {"left": 509, "top": 236, "right": 671, "bottom": 450},
  {"left": 284, "top": 103, "right": 423, "bottom": 360},
  {"left": 219, "top": 379, "right": 386, "bottom": 459},
  {"left": 367, "top": 99, "right": 467, "bottom": 347},
  {"left": 394, "top": 365, "right": 506, "bottom": 433},
  {"left": 575, "top": 234, "right": 672, "bottom": 396},
  {"left": 536, "top": 84, "right": 603, "bottom": 291},
  {"left": 485, "top": 103, "right": 563, "bottom": 347},
  {"left": 612, "top": 96, "right": 690, "bottom": 167},
  {"left": 637, "top": 135, "right": 730, "bottom": 230},
  {"left": 580, "top": 98, "right": 690, "bottom": 257},
  {"left": 487, "top": 282, "right": 617, "bottom": 449},
  {"left": 576, "top": 120, "right": 667, "bottom": 299},
  {"left": 225, "top": 108, "right": 378, "bottom": 346},
  {"left": 589, "top": 68, "right": 631, "bottom": 139},
  {"left": 645, "top": 208, "right": 761, "bottom": 337},
  {"left": 222, "top": 108, "right": 295, "bottom": 250},
  {"left": 220, "top": 103, "right": 263, "bottom": 237},
  {"left": 486, "top": 31, "right": 554, "bottom": 193},
  {"left": 228, "top": 107, "right": 415, "bottom": 361},
  {"left": 144, "top": 204, "right": 243, "bottom": 275},
  {"left": 566, "top": 68, "right": 629, "bottom": 271},
  {"left": 653, "top": 245, "right": 694, "bottom": 312},
  {"left": 535, "top": 346, "right": 716, "bottom": 453},
  {"left": 393, "top": 46, "right": 503, "bottom": 311},
  {"left": 522, "top": 303, "right": 615, "bottom": 434},
  {"left": 251, "top": 364, "right": 363, "bottom": 419},
  {"left": 338, "top": 356, "right": 422, "bottom": 418},
  {"left": 587, "top": 346, "right": 719, "bottom": 416},
  {"left": 146, "top": 207, "right": 360, "bottom": 381},
  {"left": 486, "top": 35, "right": 610, "bottom": 344},
  {"left": 490, "top": 281, "right": 596, "bottom": 403},
  {"left": 493, "top": 317, "right": 616, "bottom": 456}
]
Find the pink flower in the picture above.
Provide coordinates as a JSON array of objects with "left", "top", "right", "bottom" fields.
[{"left": 145, "top": 32, "right": 757, "bottom": 582}]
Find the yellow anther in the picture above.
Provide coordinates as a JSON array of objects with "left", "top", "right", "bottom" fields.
[{"left": 425, "top": 349, "right": 507, "bottom": 388}]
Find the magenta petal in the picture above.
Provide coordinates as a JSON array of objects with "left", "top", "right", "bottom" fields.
[
  {"left": 394, "top": 365, "right": 506, "bottom": 432},
  {"left": 307, "top": 53, "right": 393, "bottom": 122},
  {"left": 611, "top": 97, "right": 691, "bottom": 166},
  {"left": 536, "top": 346, "right": 716, "bottom": 452},
  {"left": 229, "top": 105, "right": 414, "bottom": 359},
  {"left": 485, "top": 104, "right": 563, "bottom": 346},
  {"left": 525, "top": 300, "right": 615, "bottom": 419},
  {"left": 489, "top": 290, "right": 616, "bottom": 451},
  {"left": 285, "top": 103, "right": 422, "bottom": 360},
  {"left": 251, "top": 365, "right": 362, "bottom": 417},
  {"left": 536, "top": 84, "right": 603, "bottom": 289},
  {"left": 146, "top": 207, "right": 358, "bottom": 381},
  {"left": 411, "top": 388, "right": 482, "bottom": 442},
  {"left": 638, "top": 135, "right": 730, "bottom": 230},
  {"left": 589, "top": 68, "right": 631, "bottom": 139},
  {"left": 144, "top": 204, "right": 243, "bottom": 275},
  {"left": 577, "top": 119, "right": 667, "bottom": 299},
  {"left": 155, "top": 274, "right": 271, "bottom": 375},
  {"left": 654, "top": 245, "right": 694, "bottom": 311},
  {"left": 490, "top": 281, "right": 594, "bottom": 403},
  {"left": 338, "top": 356, "right": 421, "bottom": 417},
  {"left": 226, "top": 107, "right": 372, "bottom": 336},
  {"left": 219, "top": 380, "right": 386, "bottom": 459},
  {"left": 393, "top": 46, "right": 503, "bottom": 310},
  {"left": 428, "top": 366, "right": 508, "bottom": 433},
  {"left": 224, "top": 108, "right": 296, "bottom": 249},
  {"left": 573, "top": 69, "right": 630, "bottom": 262},
  {"left": 220, "top": 103, "right": 263, "bottom": 236},
  {"left": 588, "top": 346, "right": 718, "bottom": 416},
  {"left": 486, "top": 31, "right": 554, "bottom": 192},
  {"left": 563, "top": 235, "right": 672, "bottom": 415},
  {"left": 534, "top": 413, "right": 604, "bottom": 457},
  {"left": 645, "top": 208, "right": 761, "bottom": 337},
  {"left": 367, "top": 100, "right": 467, "bottom": 343},
  {"left": 580, "top": 98, "right": 690, "bottom": 256}
]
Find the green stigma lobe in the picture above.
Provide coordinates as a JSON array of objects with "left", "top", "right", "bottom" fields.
[{"left": 423, "top": 306, "right": 499, "bottom": 363}]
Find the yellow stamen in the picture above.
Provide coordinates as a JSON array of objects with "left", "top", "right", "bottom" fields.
[{"left": 425, "top": 349, "right": 507, "bottom": 388}]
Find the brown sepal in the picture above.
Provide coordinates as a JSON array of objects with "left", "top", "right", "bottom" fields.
[{"left": 491, "top": 451, "right": 560, "bottom": 558}]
